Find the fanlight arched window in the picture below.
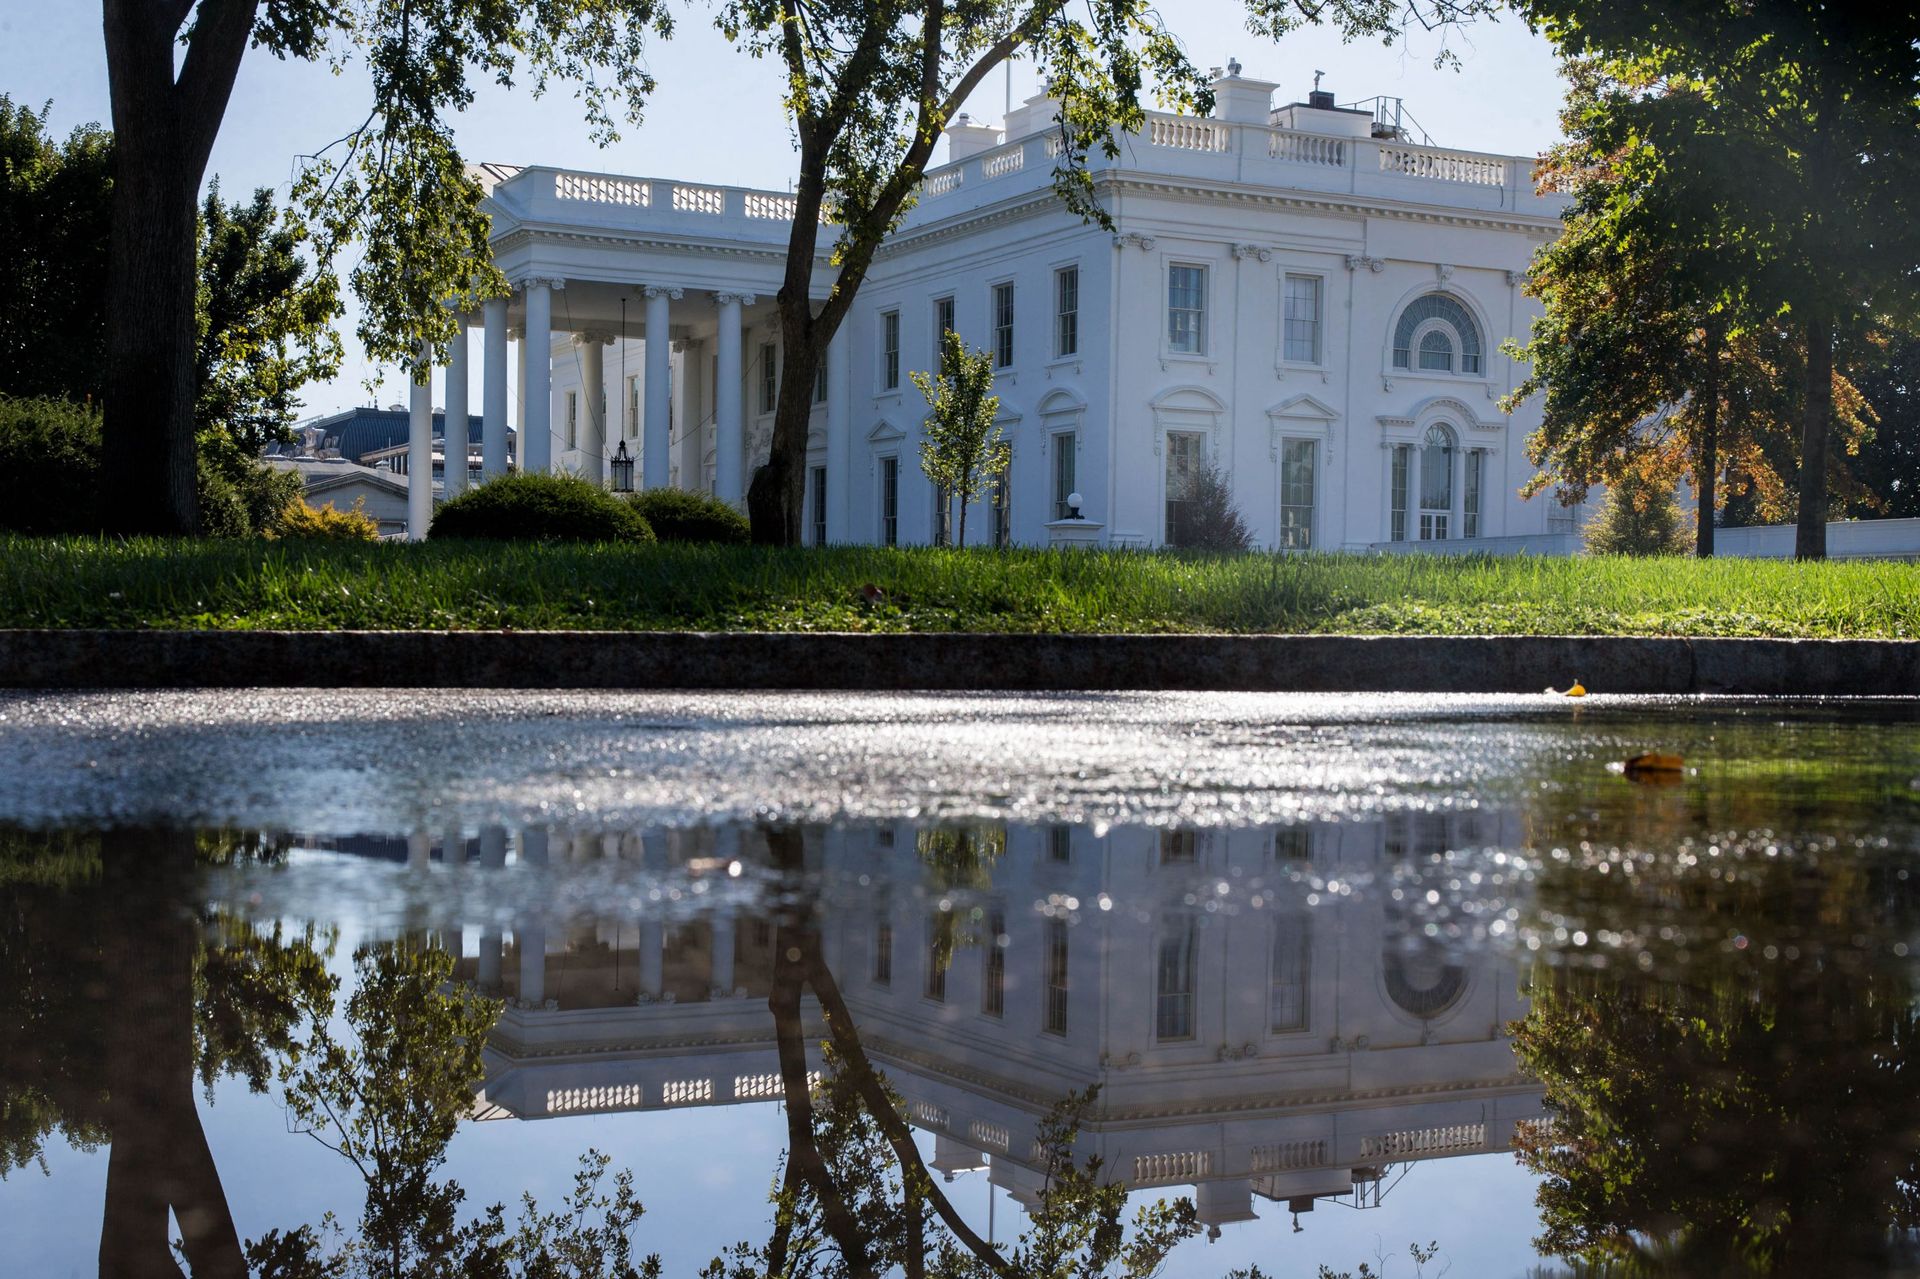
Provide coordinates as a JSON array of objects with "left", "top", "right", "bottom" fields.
[
  {"left": 1392, "top": 293, "right": 1482, "bottom": 375},
  {"left": 1384, "top": 946, "right": 1468, "bottom": 1019}
]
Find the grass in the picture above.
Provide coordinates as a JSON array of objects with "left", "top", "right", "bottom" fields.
[{"left": 1, "top": 535, "right": 1916, "bottom": 637}]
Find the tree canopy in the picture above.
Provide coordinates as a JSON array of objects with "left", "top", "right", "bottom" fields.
[
  {"left": 1508, "top": 0, "right": 1920, "bottom": 557},
  {"left": 915, "top": 332, "right": 1008, "bottom": 550}
]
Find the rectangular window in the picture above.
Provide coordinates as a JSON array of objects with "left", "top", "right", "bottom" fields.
[
  {"left": 1159, "top": 830, "right": 1197, "bottom": 864},
  {"left": 627, "top": 376, "right": 641, "bottom": 439},
  {"left": 1167, "top": 264, "right": 1207, "bottom": 355},
  {"left": 934, "top": 296, "right": 956, "bottom": 371},
  {"left": 881, "top": 309, "right": 901, "bottom": 390},
  {"left": 1052, "top": 432, "right": 1077, "bottom": 520},
  {"left": 991, "top": 462, "right": 1011, "bottom": 549},
  {"left": 1464, "top": 449, "right": 1483, "bottom": 539},
  {"left": 1047, "top": 826, "right": 1072, "bottom": 862},
  {"left": 982, "top": 907, "right": 1005, "bottom": 1018},
  {"left": 1164, "top": 430, "right": 1205, "bottom": 547},
  {"left": 565, "top": 391, "right": 578, "bottom": 449},
  {"left": 1155, "top": 915, "right": 1197, "bottom": 1040},
  {"left": 1283, "top": 274, "right": 1323, "bottom": 364},
  {"left": 933, "top": 481, "right": 952, "bottom": 547},
  {"left": 873, "top": 916, "right": 893, "bottom": 986},
  {"left": 992, "top": 281, "right": 1015, "bottom": 369},
  {"left": 1391, "top": 444, "right": 1410, "bottom": 542},
  {"left": 1270, "top": 920, "right": 1310, "bottom": 1032},
  {"left": 1044, "top": 917, "right": 1069, "bottom": 1035},
  {"left": 1271, "top": 825, "right": 1312, "bottom": 863},
  {"left": 924, "top": 914, "right": 947, "bottom": 1002},
  {"left": 1280, "top": 438, "right": 1316, "bottom": 551},
  {"left": 1054, "top": 266, "right": 1079, "bottom": 358},
  {"left": 1421, "top": 435, "right": 1453, "bottom": 541},
  {"left": 810, "top": 465, "right": 828, "bottom": 546},
  {"left": 881, "top": 456, "right": 899, "bottom": 546},
  {"left": 759, "top": 342, "right": 777, "bottom": 413},
  {"left": 814, "top": 360, "right": 828, "bottom": 405}
]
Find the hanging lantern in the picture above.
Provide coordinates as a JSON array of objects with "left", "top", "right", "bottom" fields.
[{"left": 609, "top": 439, "right": 635, "bottom": 493}]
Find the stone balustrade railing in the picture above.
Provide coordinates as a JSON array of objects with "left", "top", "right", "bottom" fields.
[{"left": 512, "top": 110, "right": 1550, "bottom": 237}]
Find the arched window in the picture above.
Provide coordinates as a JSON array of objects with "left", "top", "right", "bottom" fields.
[
  {"left": 1420, "top": 424, "right": 1454, "bottom": 540},
  {"left": 1392, "top": 293, "right": 1483, "bottom": 374},
  {"left": 1384, "top": 947, "right": 1468, "bottom": 1019}
]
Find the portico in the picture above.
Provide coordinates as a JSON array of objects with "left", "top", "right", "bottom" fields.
[{"left": 401, "top": 167, "right": 855, "bottom": 538}]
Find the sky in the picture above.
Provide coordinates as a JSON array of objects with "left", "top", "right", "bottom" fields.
[{"left": 0, "top": 1, "right": 1570, "bottom": 418}]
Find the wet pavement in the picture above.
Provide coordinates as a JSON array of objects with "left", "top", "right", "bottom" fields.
[{"left": 3, "top": 692, "right": 1919, "bottom": 1276}]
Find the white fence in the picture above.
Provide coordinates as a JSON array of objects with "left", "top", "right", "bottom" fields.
[{"left": 1368, "top": 518, "right": 1920, "bottom": 560}]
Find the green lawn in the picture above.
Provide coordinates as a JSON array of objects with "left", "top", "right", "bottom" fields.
[{"left": 1, "top": 535, "right": 1915, "bottom": 637}]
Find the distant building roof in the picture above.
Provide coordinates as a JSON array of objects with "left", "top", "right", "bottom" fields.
[
  {"left": 266, "top": 456, "right": 439, "bottom": 502},
  {"left": 285, "top": 406, "right": 505, "bottom": 466}
]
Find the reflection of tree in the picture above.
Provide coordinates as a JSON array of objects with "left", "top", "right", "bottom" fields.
[
  {"left": 707, "top": 826, "right": 1198, "bottom": 1279},
  {"left": 1511, "top": 804, "right": 1920, "bottom": 1275},
  {"left": 258, "top": 941, "right": 663, "bottom": 1279},
  {"left": 0, "top": 826, "right": 334, "bottom": 1278},
  {"left": 916, "top": 824, "right": 1007, "bottom": 978}
]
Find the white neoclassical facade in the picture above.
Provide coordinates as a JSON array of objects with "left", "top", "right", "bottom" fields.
[
  {"left": 430, "top": 67, "right": 1570, "bottom": 549},
  {"left": 320, "top": 811, "right": 1542, "bottom": 1240}
]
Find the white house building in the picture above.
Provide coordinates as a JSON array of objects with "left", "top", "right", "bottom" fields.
[
  {"left": 433, "top": 66, "right": 1570, "bottom": 549},
  {"left": 368, "top": 811, "right": 1545, "bottom": 1241}
]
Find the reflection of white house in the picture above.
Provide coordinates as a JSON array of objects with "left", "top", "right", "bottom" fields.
[
  {"left": 462, "top": 816, "right": 1541, "bottom": 1237},
  {"left": 426, "top": 66, "right": 1570, "bottom": 549}
]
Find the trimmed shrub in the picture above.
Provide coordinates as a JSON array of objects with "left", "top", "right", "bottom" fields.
[
  {"left": 1585, "top": 469, "right": 1694, "bottom": 557},
  {"left": 270, "top": 496, "right": 381, "bottom": 541},
  {"left": 0, "top": 395, "right": 101, "bottom": 533},
  {"left": 429, "top": 472, "right": 655, "bottom": 543},
  {"left": 627, "top": 488, "right": 750, "bottom": 544}
]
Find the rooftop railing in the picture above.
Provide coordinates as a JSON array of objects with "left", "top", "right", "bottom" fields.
[{"left": 501, "top": 108, "right": 1551, "bottom": 236}]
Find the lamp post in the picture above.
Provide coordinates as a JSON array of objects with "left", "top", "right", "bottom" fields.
[{"left": 609, "top": 439, "right": 635, "bottom": 493}]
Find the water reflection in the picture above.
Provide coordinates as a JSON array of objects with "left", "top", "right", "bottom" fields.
[{"left": 5, "top": 734, "right": 1919, "bottom": 1278}]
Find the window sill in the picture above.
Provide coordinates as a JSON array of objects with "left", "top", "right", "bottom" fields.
[{"left": 1159, "top": 352, "right": 1217, "bottom": 374}]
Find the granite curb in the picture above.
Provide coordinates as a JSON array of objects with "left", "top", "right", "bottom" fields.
[{"left": 0, "top": 630, "right": 1912, "bottom": 695}]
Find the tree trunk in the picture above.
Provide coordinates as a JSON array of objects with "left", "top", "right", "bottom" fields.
[
  {"left": 101, "top": 0, "right": 260, "bottom": 537},
  {"left": 750, "top": 313, "right": 822, "bottom": 545},
  {"left": 98, "top": 828, "right": 247, "bottom": 1279},
  {"left": 104, "top": 156, "right": 202, "bottom": 536},
  {"left": 956, "top": 492, "right": 967, "bottom": 549},
  {"left": 1696, "top": 323, "right": 1721, "bottom": 558},
  {"left": 1796, "top": 305, "right": 1832, "bottom": 561}
]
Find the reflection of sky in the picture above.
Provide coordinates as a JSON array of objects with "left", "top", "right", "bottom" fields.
[{"left": 11, "top": 1080, "right": 1545, "bottom": 1279}]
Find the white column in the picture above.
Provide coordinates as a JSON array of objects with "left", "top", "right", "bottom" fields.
[
  {"left": 524, "top": 279, "right": 557, "bottom": 475},
  {"left": 513, "top": 325, "right": 528, "bottom": 472},
  {"left": 714, "top": 292, "right": 746, "bottom": 505},
  {"left": 638, "top": 919, "right": 665, "bottom": 999},
  {"left": 476, "top": 927, "right": 503, "bottom": 990},
  {"left": 444, "top": 315, "right": 470, "bottom": 499},
  {"left": 481, "top": 298, "right": 509, "bottom": 480},
  {"left": 709, "top": 911, "right": 736, "bottom": 998},
  {"left": 517, "top": 922, "right": 546, "bottom": 1006},
  {"left": 576, "top": 333, "right": 611, "bottom": 485},
  {"left": 643, "top": 286, "right": 679, "bottom": 489},
  {"left": 827, "top": 325, "right": 852, "bottom": 543},
  {"left": 407, "top": 342, "right": 433, "bottom": 540}
]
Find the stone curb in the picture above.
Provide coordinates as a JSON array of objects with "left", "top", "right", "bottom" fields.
[{"left": 0, "top": 630, "right": 1913, "bottom": 695}]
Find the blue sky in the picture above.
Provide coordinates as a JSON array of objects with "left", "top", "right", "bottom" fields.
[{"left": 0, "top": 1, "right": 1569, "bottom": 417}]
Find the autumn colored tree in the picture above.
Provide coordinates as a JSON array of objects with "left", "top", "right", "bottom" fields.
[{"left": 1511, "top": 0, "right": 1920, "bottom": 559}]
